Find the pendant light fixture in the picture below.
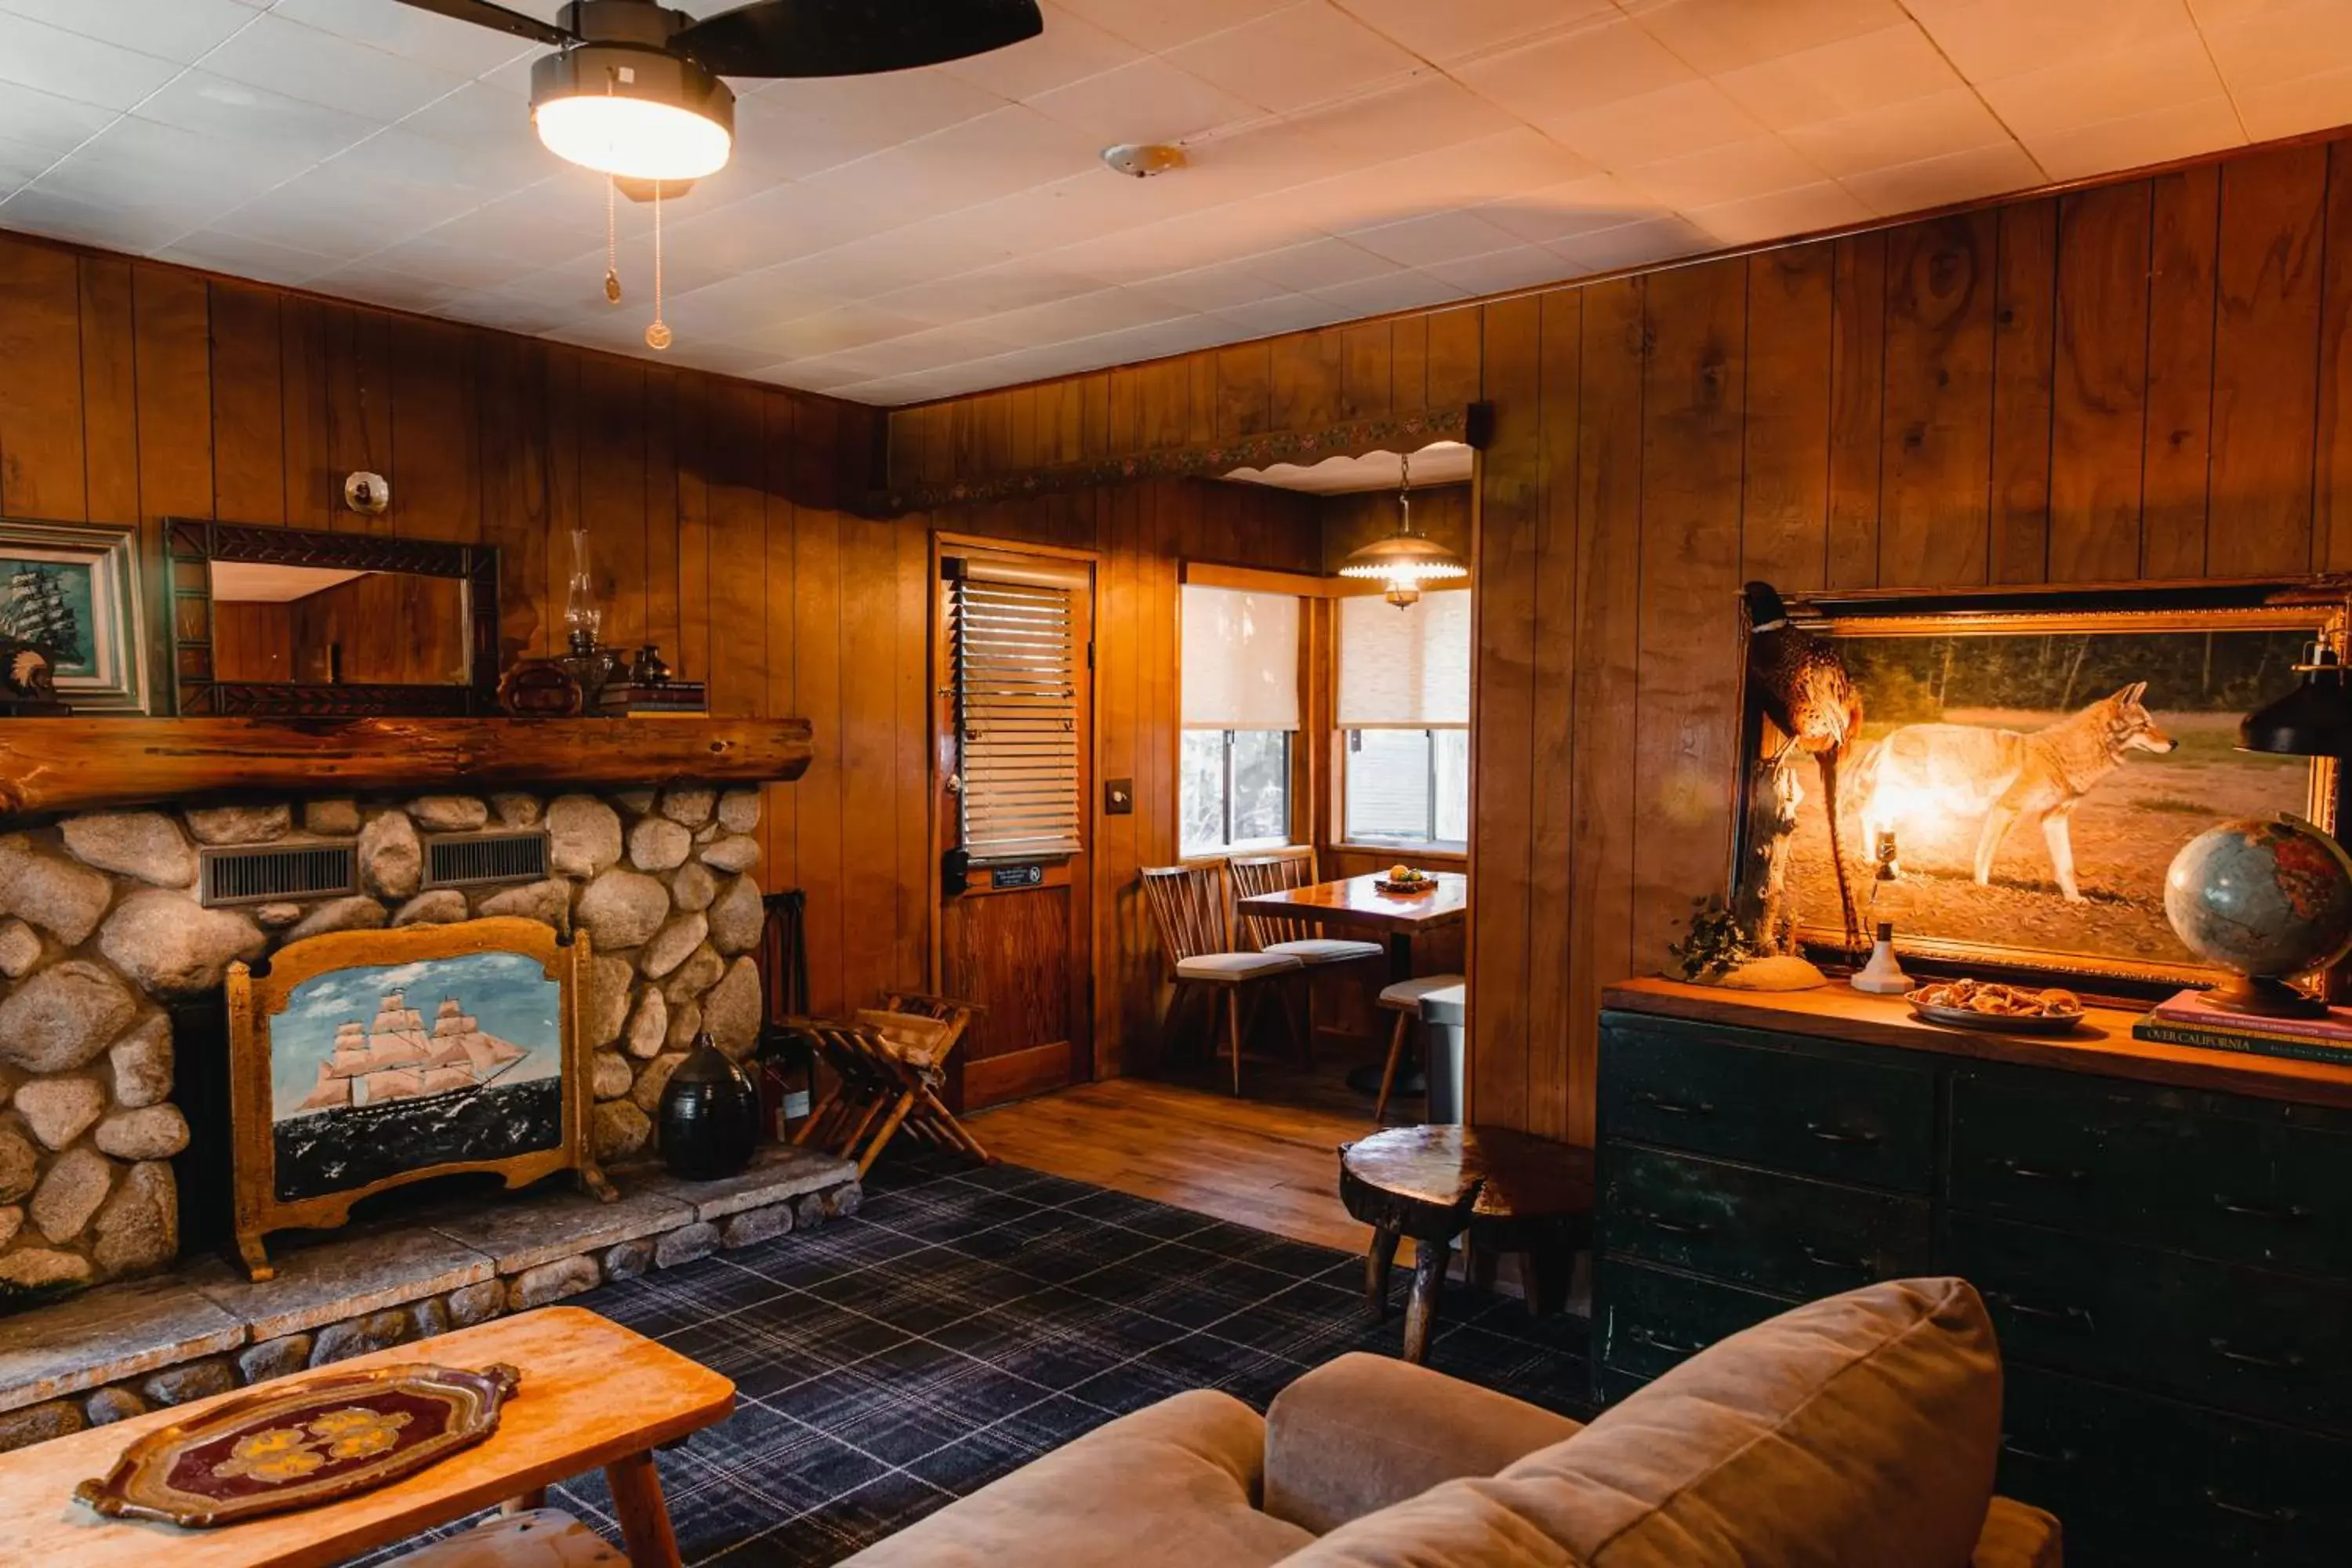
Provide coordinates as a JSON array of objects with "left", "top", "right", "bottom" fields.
[{"left": 1338, "top": 450, "right": 1470, "bottom": 608}]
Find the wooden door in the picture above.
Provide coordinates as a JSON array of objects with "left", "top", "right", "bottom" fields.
[{"left": 935, "top": 543, "right": 1094, "bottom": 1110}]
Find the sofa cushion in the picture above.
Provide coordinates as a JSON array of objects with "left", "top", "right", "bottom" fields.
[
  {"left": 1263, "top": 1352, "right": 1584, "bottom": 1534},
  {"left": 838, "top": 1390, "right": 1314, "bottom": 1568},
  {"left": 1283, "top": 1277, "right": 2003, "bottom": 1567}
]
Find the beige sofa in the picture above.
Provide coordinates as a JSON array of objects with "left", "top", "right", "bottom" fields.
[{"left": 843, "top": 1277, "right": 2060, "bottom": 1567}]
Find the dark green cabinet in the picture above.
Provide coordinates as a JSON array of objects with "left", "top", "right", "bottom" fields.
[{"left": 1597, "top": 1007, "right": 2352, "bottom": 1567}]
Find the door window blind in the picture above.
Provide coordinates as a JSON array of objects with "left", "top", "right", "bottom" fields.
[
  {"left": 952, "top": 571, "right": 1081, "bottom": 859},
  {"left": 1181, "top": 584, "right": 1300, "bottom": 731},
  {"left": 1337, "top": 587, "right": 1471, "bottom": 728}
]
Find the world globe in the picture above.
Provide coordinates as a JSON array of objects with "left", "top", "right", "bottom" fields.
[{"left": 2163, "top": 815, "right": 2352, "bottom": 992}]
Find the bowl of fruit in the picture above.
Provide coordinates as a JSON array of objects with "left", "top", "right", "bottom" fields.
[{"left": 1375, "top": 864, "right": 1438, "bottom": 895}]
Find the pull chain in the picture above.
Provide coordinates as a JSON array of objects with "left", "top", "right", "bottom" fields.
[
  {"left": 645, "top": 180, "right": 673, "bottom": 350},
  {"left": 603, "top": 176, "right": 621, "bottom": 303}
]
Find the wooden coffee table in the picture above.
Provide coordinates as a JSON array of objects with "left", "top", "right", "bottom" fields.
[
  {"left": 0, "top": 1305, "right": 732, "bottom": 1568},
  {"left": 1340, "top": 1124, "right": 1595, "bottom": 1363}
]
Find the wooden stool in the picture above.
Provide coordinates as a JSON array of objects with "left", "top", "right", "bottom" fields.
[
  {"left": 1338, "top": 1123, "right": 1595, "bottom": 1364},
  {"left": 1372, "top": 975, "right": 1463, "bottom": 1123}
]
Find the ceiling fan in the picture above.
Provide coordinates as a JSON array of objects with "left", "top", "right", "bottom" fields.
[{"left": 395, "top": 0, "right": 1045, "bottom": 181}]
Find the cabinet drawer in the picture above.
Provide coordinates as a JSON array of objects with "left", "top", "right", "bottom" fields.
[
  {"left": 1595, "top": 1257, "right": 1788, "bottom": 1384},
  {"left": 2001, "top": 1367, "right": 2352, "bottom": 1566},
  {"left": 1947, "top": 1214, "right": 2352, "bottom": 1433},
  {"left": 1951, "top": 1071, "right": 2352, "bottom": 1277},
  {"left": 1599, "top": 1018, "right": 1936, "bottom": 1192},
  {"left": 1602, "top": 1145, "right": 1933, "bottom": 1298}
]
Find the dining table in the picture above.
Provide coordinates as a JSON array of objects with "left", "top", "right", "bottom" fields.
[{"left": 1235, "top": 871, "right": 1468, "bottom": 1096}]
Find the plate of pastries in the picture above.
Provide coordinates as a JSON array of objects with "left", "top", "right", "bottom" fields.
[{"left": 1906, "top": 978, "right": 2088, "bottom": 1035}]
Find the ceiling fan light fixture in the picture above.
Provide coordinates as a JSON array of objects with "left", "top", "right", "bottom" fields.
[{"left": 532, "top": 42, "right": 735, "bottom": 181}]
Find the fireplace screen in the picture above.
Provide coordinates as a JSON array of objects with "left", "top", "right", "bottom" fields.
[{"left": 227, "top": 916, "right": 613, "bottom": 1281}]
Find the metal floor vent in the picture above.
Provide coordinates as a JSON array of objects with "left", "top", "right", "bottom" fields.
[
  {"left": 199, "top": 842, "right": 358, "bottom": 907},
  {"left": 423, "top": 829, "right": 550, "bottom": 891}
]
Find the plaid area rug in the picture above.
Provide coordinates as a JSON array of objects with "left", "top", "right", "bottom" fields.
[{"left": 354, "top": 1149, "right": 1591, "bottom": 1567}]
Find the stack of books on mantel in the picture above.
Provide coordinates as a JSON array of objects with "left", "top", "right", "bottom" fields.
[
  {"left": 2134, "top": 989, "right": 2352, "bottom": 1066},
  {"left": 596, "top": 680, "right": 708, "bottom": 717}
]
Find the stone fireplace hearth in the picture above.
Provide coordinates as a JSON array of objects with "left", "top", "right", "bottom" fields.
[{"left": 0, "top": 782, "right": 773, "bottom": 1304}]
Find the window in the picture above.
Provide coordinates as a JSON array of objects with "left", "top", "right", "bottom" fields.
[
  {"left": 1180, "top": 584, "right": 1298, "bottom": 856},
  {"left": 1338, "top": 588, "right": 1470, "bottom": 851},
  {"left": 949, "top": 565, "right": 1083, "bottom": 861}
]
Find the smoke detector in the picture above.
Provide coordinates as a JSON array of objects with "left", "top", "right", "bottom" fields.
[{"left": 1101, "top": 143, "right": 1186, "bottom": 178}]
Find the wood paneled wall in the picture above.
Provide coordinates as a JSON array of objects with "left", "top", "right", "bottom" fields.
[
  {"left": 890, "top": 131, "right": 2352, "bottom": 1142},
  {"left": 0, "top": 230, "right": 1319, "bottom": 1079}
]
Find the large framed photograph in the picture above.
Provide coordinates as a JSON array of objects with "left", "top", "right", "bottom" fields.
[
  {"left": 227, "top": 916, "right": 612, "bottom": 1280},
  {"left": 0, "top": 519, "right": 148, "bottom": 712},
  {"left": 1735, "top": 579, "right": 2348, "bottom": 990}
]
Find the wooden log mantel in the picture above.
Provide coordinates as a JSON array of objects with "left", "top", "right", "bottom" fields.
[{"left": 0, "top": 717, "right": 815, "bottom": 822}]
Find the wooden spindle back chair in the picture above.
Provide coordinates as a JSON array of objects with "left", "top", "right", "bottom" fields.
[
  {"left": 1141, "top": 863, "right": 1304, "bottom": 1094},
  {"left": 1227, "top": 850, "right": 1321, "bottom": 949}
]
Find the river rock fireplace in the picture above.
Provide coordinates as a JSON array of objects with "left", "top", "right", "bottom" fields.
[{"left": 0, "top": 782, "right": 771, "bottom": 1306}]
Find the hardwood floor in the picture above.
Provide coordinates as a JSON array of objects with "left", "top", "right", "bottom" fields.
[{"left": 963, "top": 1077, "right": 1381, "bottom": 1255}]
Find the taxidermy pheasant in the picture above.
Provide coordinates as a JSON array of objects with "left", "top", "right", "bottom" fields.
[{"left": 1744, "top": 582, "right": 1864, "bottom": 955}]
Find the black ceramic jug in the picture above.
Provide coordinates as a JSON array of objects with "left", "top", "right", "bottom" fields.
[{"left": 658, "top": 1030, "right": 760, "bottom": 1179}]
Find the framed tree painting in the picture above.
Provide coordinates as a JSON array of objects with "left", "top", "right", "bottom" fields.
[
  {"left": 0, "top": 519, "right": 148, "bottom": 712},
  {"left": 1732, "top": 578, "right": 2349, "bottom": 991},
  {"left": 226, "top": 916, "right": 613, "bottom": 1280}
]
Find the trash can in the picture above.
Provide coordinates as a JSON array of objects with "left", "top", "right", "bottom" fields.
[{"left": 1417, "top": 982, "right": 1467, "bottom": 1123}]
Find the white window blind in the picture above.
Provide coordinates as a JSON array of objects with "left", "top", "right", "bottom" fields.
[
  {"left": 1182, "top": 585, "right": 1300, "bottom": 730},
  {"left": 953, "top": 571, "right": 1081, "bottom": 859},
  {"left": 1337, "top": 588, "right": 1470, "bottom": 728}
]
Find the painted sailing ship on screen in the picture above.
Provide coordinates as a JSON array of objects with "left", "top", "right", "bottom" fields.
[{"left": 271, "top": 953, "right": 564, "bottom": 1203}]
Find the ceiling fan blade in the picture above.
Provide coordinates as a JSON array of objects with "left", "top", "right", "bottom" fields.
[
  {"left": 390, "top": 0, "right": 575, "bottom": 47},
  {"left": 672, "top": 0, "right": 1044, "bottom": 78}
]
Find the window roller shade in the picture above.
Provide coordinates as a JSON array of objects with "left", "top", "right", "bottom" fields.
[
  {"left": 1181, "top": 584, "right": 1299, "bottom": 731},
  {"left": 1338, "top": 587, "right": 1470, "bottom": 728},
  {"left": 953, "top": 573, "right": 1081, "bottom": 859}
]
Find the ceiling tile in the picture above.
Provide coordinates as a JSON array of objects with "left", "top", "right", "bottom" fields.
[
  {"left": 1027, "top": 55, "right": 1263, "bottom": 143},
  {"left": 1308, "top": 269, "right": 1466, "bottom": 318},
  {"left": 1333, "top": 0, "right": 1617, "bottom": 65},
  {"left": 1837, "top": 139, "right": 2046, "bottom": 215},
  {"left": 0, "top": 182, "right": 216, "bottom": 250},
  {"left": 734, "top": 70, "right": 1009, "bottom": 182},
  {"left": 0, "top": 0, "right": 259, "bottom": 64},
  {"left": 135, "top": 70, "right": 382, "bottom": 165},
  {"left": 940, "top": 2, "right": 1144, "bottom": 100},
  {"left": 209, "top": 162, "right": 484, "bottom": 254},
  {"left": 1149, "top": 259, "right": 1296, "bottom": 313},
  {"left": 1417, "top": 244, "right": 1573, "bottom": 295},
  {"left": 2193, "top": 0, "right": 2352, "bottom": 93},
  {"left": 876, "top": 260, "right": 1120, "bottom": 325},
  {"left": 1686, "top": 178, "right": 1872, "bottom": 244},
  {"left": 1213, "top": 291, "right": 1356, "bottom": 336},
  {"left": 1164, "top": 4, "right": 1422, "bottom": 116},
  {"left": 0, "top": 81, "right": 118, "bottom": 158},
  {"left": 1978, "top": 32, "right": 2233, "bottom": 140},
  {"left": 1621, "top": 135, "right": 1826, "bottom": 209},
  {"left": 267, "top": 0, "right": 537, "bottom": 78},
  {"left": 1475, "top": 173, "right": 1663, "bottom": 244},
  {"left": 1454, "top": 15, "right": 1697, "bottom": 122},
  {"left": 1712, "top": 22, "right": 1963, "bottom": 130},
  {"left": 1541, "top": 79, "right": 1769, "bottom": 167},
  {"left": 0, "top": 12, "right": 183, "bottom": 110},
  {"left": 1905, "top": 0, "right": 2202, "bottom": 85},
  {"left": 742, "top": 303, "right": 938, "bottom": 360},
  {"left": 1621, "top": 0, "right": 1912, "bottom": 75},
  {"left": 1341, "top": 209, "right": 1529, "bottom": 267},
  {"left": 1052, "top": 0, "right": 1296, "bottom": 53},
  {"left": 2022, "top": 93, "right": 2246, "bottom": 181},
  {"left": 1779, "top": 86, "right": 2015, "bottom": 180},
  {"left": 1232, "top": 234, "right": 1399, "bottom": 289},
  {"left": 152, "top": 227, "right": 339, "bottom": 282},
  {"left": 1547, "top": 213, "right": 1712, "bottom": 274},
  {"left": 201, "top": 13, "right": 470, "bottom": 122},
  {"left": 2234, "top": 62, "right": 2352, "bottom": 143}
]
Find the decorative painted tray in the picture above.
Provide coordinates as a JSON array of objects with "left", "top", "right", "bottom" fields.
[
  {"left": 1375, "top": 876, "right": 1439, "bottom": 895},
  {"left": 74, "top": 1362, "right": 521, "bottom": 1528}
]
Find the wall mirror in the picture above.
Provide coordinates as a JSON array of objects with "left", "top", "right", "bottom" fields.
[{"left": 165, "top": 520, "right": 499, "bottom": 717}]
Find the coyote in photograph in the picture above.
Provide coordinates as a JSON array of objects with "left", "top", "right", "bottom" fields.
[{"left": 1855, "top": 683, "right": 2176, "bottom": 904}]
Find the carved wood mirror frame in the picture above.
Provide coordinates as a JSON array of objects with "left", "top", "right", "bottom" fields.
[{"left": 164, "top": 518, "right": 501, "bottom": 717}]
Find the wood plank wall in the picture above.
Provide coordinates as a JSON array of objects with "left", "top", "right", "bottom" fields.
[
  {"left": 0, "top": 230, "right": 1319, "bottom": 1079},
  {"left": 889, "top": 131, "right": 2352, "bottom": 1142}
]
